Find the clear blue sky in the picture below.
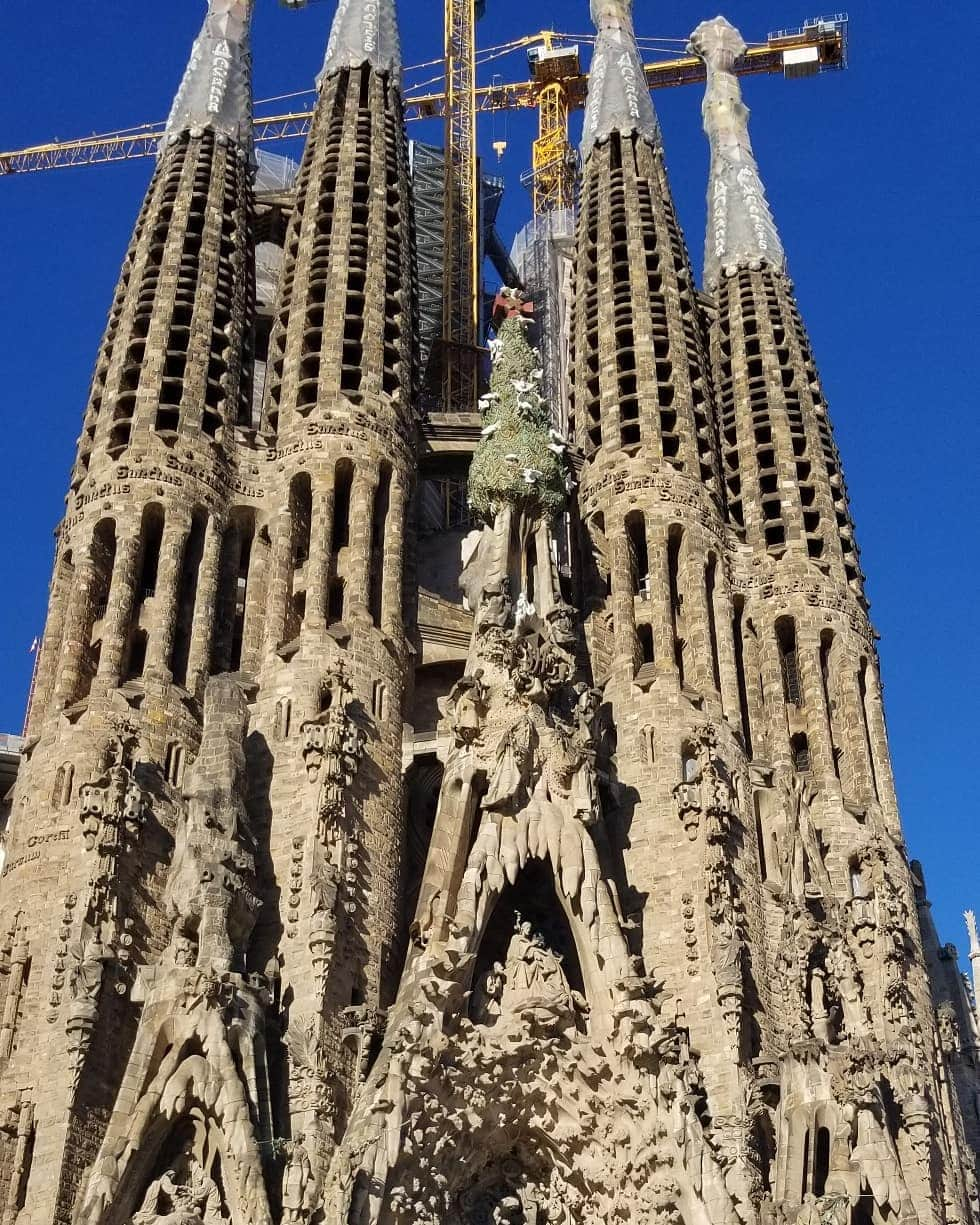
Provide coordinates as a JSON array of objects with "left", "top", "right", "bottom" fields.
[{"left": 1, "top": 1, "right": 976, "bottom": 949}]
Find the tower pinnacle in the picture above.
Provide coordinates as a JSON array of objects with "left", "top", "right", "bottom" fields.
[
  {"left": 967, "top": 911, "right": 980, "bottom": 1028},
  {"left": 321, "top": 0, "right": 402, "bottom": 84},
  {"left": 690, "top": 15, "right": 785, "bottom": 289},
  {"left": 581, "top": 0, "right": 659, "bottom": 156},
  {"left": 164, "top": 0, "right": 255, "bottom": 151}
]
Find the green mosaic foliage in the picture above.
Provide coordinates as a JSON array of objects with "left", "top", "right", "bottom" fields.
[{"left": 468, "top": 314, "right": 567, "bottom": 524}]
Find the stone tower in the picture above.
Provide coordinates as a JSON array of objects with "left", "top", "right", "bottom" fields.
[{"left": 0, "top": 0, "right": 977, "bottom": 1223}]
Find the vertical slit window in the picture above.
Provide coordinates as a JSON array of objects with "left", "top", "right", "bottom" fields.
[
  {"left": 777, "top": 617, "right": 802, "bottom": 707},
  {"left": 705, "top": 554, "right": 721, "bottom": 695}
]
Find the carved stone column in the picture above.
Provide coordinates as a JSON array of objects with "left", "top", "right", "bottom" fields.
[
  {"left": 185, "top": 514, "right": 223, "bottom": 697},
  {"left": 681, "top": 531, "right": 715, "bottom": 700},
  {"left": 347, "top": 465, "right": 380, "bottom": 625},
  {"left": 96, "top": 529, "right": 142, "bottom": 687},
  {"left": 145, "top": 511, "right": 191, "bottom": 679},
  {"left": 798, "top": 625, "right": 837, "bottom": 787},
  {"left": 25, "top": 556, "right": 72, "bottom": 734},
  {"left": 305, "top": 486, "right": 335, "bottom": 632},
  {"left": 380, "top": 479, "right": 407, "bottom": 637},
  {"left": 712, "top": 571, "right": 742, "bottom": 734},
  {"left": 645, "top": 521, "right": 676, "bottom": 678},
  {"left": 52, "top": 551, "right": 98, "bottom": 708},
  {"left": 262, "top": 509, "right": 294, "bottom": 657},
  {"left": 609, "top": 525, "right": 638, "bottom": 667}
]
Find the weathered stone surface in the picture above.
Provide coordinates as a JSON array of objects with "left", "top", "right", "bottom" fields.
[{"left": 0, "top": 2, "right": 975, "bottom": 1223}]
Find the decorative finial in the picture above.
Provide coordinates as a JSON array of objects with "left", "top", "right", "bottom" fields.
[
  {"left": 164, "top": 0, "right": 255, "bottom": 152},
  {"left": 690, "top": 15, "right": 785, "bottom": 289},
  {"left": 967, "top": 911, "right": 980, "bottom": 956},
  {"left": 581, "top": 0, "right": 659, "bottom": 156},
  {"left": 320, "top": 0, "right": 402, "bottom": 86}
]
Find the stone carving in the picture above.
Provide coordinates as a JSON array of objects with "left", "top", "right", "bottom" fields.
[
  {"left": 131, "top": 1166, "right": 222, "bottom": 1225},
  {"left": 300, "top": 663, "right": 365, "bottom": 829},
  {"left": 164, "top": 675, "right": 260, "bottom": 973},
  {"left": 77, "top": 735, "right": 145, "bottom": 856},
  {"left": 48, "top": 892, "right": 79, "bottom": 1021},
  {"left": 777, "top": 777, "right": 833, "bottom": 904},
  {"left": 0, "top": 1089, "right": 34, "bottom": 1222},
  {"left": 285, "top": 1013, "right": 336, "bottom": 1131},
  {"left": 281, "top": 1134, "right": 318, "bottom": 1225},
  {"left": 439, "top": 672, "right": 489, "bottom": 748},
  {"left": 66, "top": 924, "right": 114, "bottom": 1096},
  {"left": 0, "top": 916, "right": 28, "bottom": 1064},
  {"left": 75, "top": 964, "right": 273, "bottom": 1225}
]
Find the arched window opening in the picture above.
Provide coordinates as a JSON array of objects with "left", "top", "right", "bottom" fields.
[
  {"left": 212, "top": 511, "right": 255, "bottom": 674},
  {"left": 682, "top": 744, "right": 699, "bottom": 783},
  {"left": 626, "top": 512, "right": 649, "bottom": 596},
  {"left": 328, "top": 579, "right": 345, "bottom": 625},
  {"left": 667, "top": 526, "right": 685, "bottom": 685},
  {"left": 372, "top": 681, "right": 388, "bottom": 722},
  {"left": 792, "top": 733, "right": 811, "bottom": 773},
  {"left": 754, "top": 792, "right": 769, "bottom": 882},
  {"left": 402, "top": 756, "right": 444, "bottom": 947},
  {"left": 136, "top": 505, "right": 164, "bottom": 602},
  {"left": 523, "top": 534, "right": 538, "bottom": 609},
  {"left": 752, "top": 1115, "right": 776, "bottom": 1195},
  {"left": 637, "top": 623, "right": 655, "bottom": 665},
  {"left": 732, "top": 597, "right": 753, "bottom": 756},
  {"left": 777, "top": 617, "right": 802, "bottom": 707},
  {"left": 369, "top": 465, "right": 393, "bottom": 627},
  {"left": 813, "top": 1126, "right": 831, "bottom": 1197},
  {"left": 123, "top": 628, "right": 148, "bottom": 681},
  {"left": 73, "top": 520, "right": 117, "bottom": 704},
  {"left": 332, "top": 460, "right": 354, "bottom": 553},
  {"left": 858, "top": 658, "right": 880, "bottom": 800},
  {"left": 170, "top": 511, "right": 207, "bottom": 687},
  {"left": 705, "top": 553, "right": 721, "bottom": 694},
  {"left": 230, "top": 523, "right": 253, "bottom": 672},
  {"left": 800, "top": 1129, "right": 811, "bottom": 1202},
  {"left": 819, "top": 631, "right": 841, "bottom": 780},
  {"left": 290, "top": 474, "right": 313, "bottom": 569}
]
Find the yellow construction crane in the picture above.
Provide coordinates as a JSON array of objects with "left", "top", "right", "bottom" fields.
[
  {"left": 442, "top": 0, "right": 482, "bottom": 414},
  {"left": 0, "top": 20, "right": 849, "bottom": 179},
  {"left": 0, "top": 11, "right": 848, "bottom": 419}
]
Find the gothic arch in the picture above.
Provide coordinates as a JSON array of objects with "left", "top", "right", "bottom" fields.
[{"left": 74, "top": 993, "right": 272, "bottom": 1225}]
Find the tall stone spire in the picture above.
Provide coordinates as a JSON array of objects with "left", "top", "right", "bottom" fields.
[
  {"left": 164, "top": 0, "right": 255, "bottom": 151},
  {"left": 968, "top": 911, "right": 980, "bottom": 1030},
  {"left": 581, "top": 0, "right": 659, "bottom": 155},
  {"left": 690, "top": 16, "right": 785, "bottom": 289},
  {"left": 321, "top": 0, "right": 402, "bottom": 83}
]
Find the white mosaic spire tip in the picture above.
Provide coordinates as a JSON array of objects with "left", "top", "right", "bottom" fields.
[
  {"left": 320, "top": 0, "right": 402, "bottom": 86},
  {"left": 690, "top": 15, "right": 786, "bottom": 289},
  {"left": 165, "top": 0, "right": 255, "bottom": 151},
  {"left": 581, "top": 0, "right": 660, "bottom": 158}
]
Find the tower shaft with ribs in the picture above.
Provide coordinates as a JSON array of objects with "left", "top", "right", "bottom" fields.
[{"left": 0, "top": 1, "right": 975, "bottom": 1223}]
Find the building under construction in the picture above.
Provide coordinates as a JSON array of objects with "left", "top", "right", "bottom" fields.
[{"left": 0, "top": 1, "right": 977, "bottom": 1223}]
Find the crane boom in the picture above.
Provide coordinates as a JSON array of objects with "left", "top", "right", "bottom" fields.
[
  {"left": 0, "top": 19, "right": 848, "bottom": 177},
  {"left": 442, "top": 0, "right": 481, "bottom": 414}
]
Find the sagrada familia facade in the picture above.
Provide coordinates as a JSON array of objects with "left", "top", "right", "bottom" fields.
[{"left": 0, "top": 0, "right": 977, "bottom": 1222}]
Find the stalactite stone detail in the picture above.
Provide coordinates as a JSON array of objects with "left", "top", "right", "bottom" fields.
[
  {"left": 468, "top": 292, "right": 567, "bottom": 524},
  {"left": 164, "top": 0, "right": 256, "bottom": 152},
  {"left": 690, "top": 16, "right": 786, "bottom": 289}
]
